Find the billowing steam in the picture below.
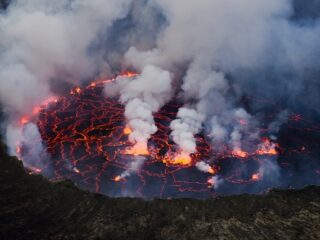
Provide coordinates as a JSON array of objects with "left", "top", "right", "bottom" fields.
[
  {"left": 1, "top": 0, "right": 320, "bottom": 196},
  {"left": 170, "top": 108, "right": 204, "bottom": 155},
  {"left": 207, "top": 176, "right": 224, "bottom": 190},
  {"left": 104, "top": 65, "right": 171, "bottom": 175},
  {"left": 105, "top": 65, "right": 172, "bottom": 155},
  {"left": 6, "top": 122, "right": 49, "bottom": 173},
  {"left": 0, "top": 0, "right": 132, "bottom": 158}
]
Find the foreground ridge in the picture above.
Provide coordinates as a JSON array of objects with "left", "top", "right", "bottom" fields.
[{"left": 0, "top": 141, "right": 319, "bottom": 240}]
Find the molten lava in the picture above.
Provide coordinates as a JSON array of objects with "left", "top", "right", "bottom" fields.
[
  {"left": 256, "top": 138, "right": 278, "bottom": 155},
  {"left": 232, "top": 148, "right": 249, "bottom": 158},
  {"left": 123, "top": 126, "right": 132, "bottom": 135},
  {"left": 163, "top": 151, "right": 192, "bottom": 166},
  {"left": 124, "top": 142, "right": 150, "bottom": 156},
  {"left": 15, "top": 72, "right": 320, "bottom": 198},
  {"left": 251, "top": 173, "right": 261, "bottom": 181}
]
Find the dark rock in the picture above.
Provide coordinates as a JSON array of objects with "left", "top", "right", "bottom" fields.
[{"left": 0, "top": 141, "right": 319, "bottom": 240}]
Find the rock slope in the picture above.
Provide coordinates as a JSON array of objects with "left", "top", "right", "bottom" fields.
[{"left": 0, "top": 141, "right": 319, "bottom": 240}]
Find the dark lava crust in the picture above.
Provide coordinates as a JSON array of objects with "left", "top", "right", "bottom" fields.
[{"left": 0, "top": 141, "right": 319, "bottom": 240}]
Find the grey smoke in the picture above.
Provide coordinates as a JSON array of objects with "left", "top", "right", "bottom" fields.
[
  {"left": 6, "top": 122, "right": 49, "bottom": 172},
  {"left": 170, "top": 107, "right": 204, "bottom": 154},
  {"left": 208, "top": 176, "right": 224, "bottom": 190},
  {"left": 118, "top": 156, "right": 145, "bottom": 180},
  {"left": 124, "top": 0, "right": 320, "bottom": 157},
  {"left": 0, "top": 0, "right": 132, "bottom": 116}
]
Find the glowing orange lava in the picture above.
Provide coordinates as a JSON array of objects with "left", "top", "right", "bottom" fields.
[
  {"left": 123, "top": 126, "right": 132, "bottom": 135},
  {"left": 113, "top": 176, "right": 122, "bottom": 182},
  {"left": 208, "top": 167, "right": 217, "bottom": 175},
  {"left": 20, "top": 116, "right": 29, "bottom": 125},
  {"left": 125, "top": 142, "right": 150, "bottom": 156},
  {"left": 71, "top": 87, "right": 81, "bottom": 95},
  {"left": 16, "top": 70, "right": 309, "bottom": 198},
  {"left": 121, "top": 71, "right": 138, "bottom": 78},
  {"left": 256, "top": 138, "right": 278, "bottom": 155},
  {"left": 251, "top": 173, "right": 261, "bottom": 181},
  {"left": 163, "top": 152, "right": 192, "bottom": 166},
  {"left": 232, "top": 148, "right": 249, "bottom": 158}
]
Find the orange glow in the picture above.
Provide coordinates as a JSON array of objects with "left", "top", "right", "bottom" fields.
[
  {"left": 163, "top": 152, "right": 192, "bottom": 166},
  {"left": 43, "top": 96, "right": 58, "bottom": 105},
  {"left": 232, "top": 148, "right": 248, "bottom": 158},
  {"left": 71, "top": 87, "right": 81, "bottom": 95},
  {"left": 32, "top": 106, "right": 41, "bottom": 115},
  {"left": 16, "top": 146, "right": 21, "bottom": 154},
  {"left": 75, "top": 87, "right": 81, "bottom": 94},
  {"left": 113, "top": 176, "right": 121, "bottom": 182},
  {"left": 123, "top": 126, "right": 132, "bottom": 135},
  {"left": 33, "top": 96, "right": 58, "bottom": 115},
  {"left": 125, "top": 142, "right": 149, "bottom": 156},
  {"left": 20, "top": 116, "right": 29, "bottom": 125},
  {"left": 207, "top": 177, "right": 219, "bottom": 188},
  {"left": 251, "top": 173, "right": 261, "bottom": 181},
  {"left": 256, "top": 138, "right": 277, "bottom": 155},
  {"left": 207, "top": 178, "right": 214, "bottom": 186},
  {"left": 208, "top": 167, "right": 217, "bottom": 175},
  {"left": 121, "top": 71, "right": 138, "bottom": 78},
  {"left": 256, "top": 148, "right": 277, "bottom": 155},
  {"left": 28, "top": 166, "right": 42, "bottom": 174}
]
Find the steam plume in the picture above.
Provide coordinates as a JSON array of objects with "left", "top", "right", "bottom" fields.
[{"left": 105, "top": 65, "right": 172, "bottom": 155}]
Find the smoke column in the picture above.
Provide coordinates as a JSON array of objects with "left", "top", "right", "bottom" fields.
[{"left": 104, "top": 65, "right": 172, "bottom": 176}]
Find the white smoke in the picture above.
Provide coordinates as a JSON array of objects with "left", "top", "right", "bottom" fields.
[
  {"left": 0, "top": 0, "right": 133, "bottom": 157},
  {"left": 124, "top": 0, "right": 289, "bottom": 155},
  {"left": 126, "top": 0, "right": 318, "bottom": 158},
  {"left": 268, "top": 110, "right": 289, "bottom": 140},
  {"left": 169, "top": 62, "right": 230, "bottom": 155},
  {"left": 256, "top": 157, "right": 280, "bottom": 184},
  {"left": 118, "top": 156, "right": 145, "bottom": 179},
  {"left": 105, "top": 65, "right": 172, "bottom": 154},
  {"left": 124, "top": 0, "right": 320, "bottom": 157},
  {"left": 170, "top": 108, "right": 204, "bottom": 154},
  {"left": 207, "top": 176, "right": 224, "bottom": 190},
  {"left": 6, "top": 122, "right": 49, "bottom": 172},
  {"left": 195, "top": 161, "right": 213, "bottom": 174}
]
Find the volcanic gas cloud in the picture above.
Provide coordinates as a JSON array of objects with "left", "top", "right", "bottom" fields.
[{"left": 1, "top": 0, "right": 320, "bottom": 198}]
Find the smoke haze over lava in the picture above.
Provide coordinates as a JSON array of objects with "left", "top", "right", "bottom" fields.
[{"left": 0, "top": 0, "right": 320, "bottom": 198}]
